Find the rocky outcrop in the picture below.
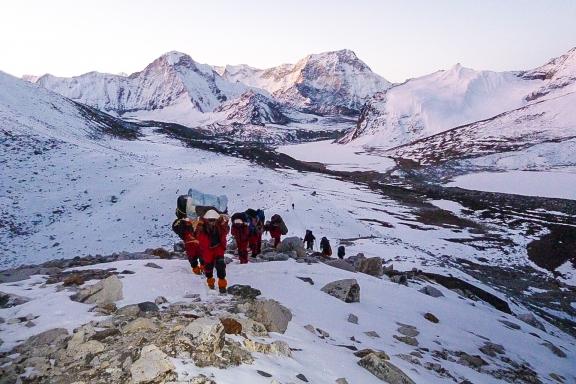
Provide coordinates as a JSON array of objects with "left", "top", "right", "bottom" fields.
[
  {"left": 356, "top": 257, "right": 384, "bottom": 277},
  {"left": 130, "top": 344, "right": 176, "bottom": 384},
  {"left": 358, "top": 352, "right": 415, "bottom": 384},
  {"left": 71, "top": 275, "right": 123, "bottom": 305},
  {"left": 321, "top": 279, "right": 360, "bottom": 303},
  {"left": 277, "top": 237, "right": 307, "bottom": 258}
]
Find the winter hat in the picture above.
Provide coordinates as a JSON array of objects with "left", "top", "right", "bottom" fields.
[{"left": 203, "top": 209, "right": 220, "bottom": 220}]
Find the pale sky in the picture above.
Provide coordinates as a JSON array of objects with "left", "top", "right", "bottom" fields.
[{"left": 1, "top": 0, "right": 575, "bottom": 82}]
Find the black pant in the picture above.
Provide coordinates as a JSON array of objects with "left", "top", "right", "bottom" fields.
[{"left": 204, "top": 256, "right": 226, "bottom": 279}]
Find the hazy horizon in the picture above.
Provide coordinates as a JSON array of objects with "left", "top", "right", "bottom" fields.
[{"left": 1, "top": 0, "right": 575, "bottom": 82}]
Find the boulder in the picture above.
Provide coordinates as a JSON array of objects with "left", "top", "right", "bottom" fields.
[
  {"left": 220, "top": 318, "right": 242, "bottom": 335},
  {"left": 397, "top": 324, "right": 419, "bottom": 337},
  {"left": 324, "top": 258, "right": 356, "bottom": 273},
  {"left": 247, "top": 299, "right": 292, "bottom": 334},
  {"left": 150, "top": 247, "right": 171, "bottom": 259},
  {"left": 0, "top": 291, "right": 30, "bottom": 308},
  {"left": 358, "top": 353, "right": 415, "bottom": 384},
  {"left": 321, "top": 279, "right": 360, "bottom": 303},
  {"left": 177, "top": 317, "right": 225, "bottom": 359},
  {"left": 517, "top": 313, "right": 545, "bottom": 331},
  {"left": 130, "top": 344, "right": 176, "bottom": 383},
  {"left": 234, "top": 317, "right": 268, "bottom": 337},
  {"left": 347, "top": 313, "right": 359, "bottom": 324},
  {"left": 72, "top": 275, "right": 123, "bottom": 305},
  {"left": 357, "top": 257, "right": 383, "bottom": 277},
  {"left": 424, "top": 312, "right": 439, "bottom": 323},
  {"left": 277, "top": 237, "right": 306, "bottom": 258},
  {"left": 144, "top": 262, "right": 162, "bottom": 269},
  {"left": 14, "top": 328, "right": 69, "bottom": 353},
  {"left": 418, "top": 285, "right": 444, "bottom": 298}
]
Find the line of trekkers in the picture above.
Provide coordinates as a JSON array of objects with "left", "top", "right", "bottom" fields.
[{"left": 171, "top": 194, "right": 289, "bottom": 294}]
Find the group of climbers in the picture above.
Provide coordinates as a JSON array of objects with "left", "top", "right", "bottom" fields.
[
  {"left": 172, "top": 193, "right": 289, "bottom": 293},
  {"left": 173, "top": 192, "right": 352, "bottom": 294}
]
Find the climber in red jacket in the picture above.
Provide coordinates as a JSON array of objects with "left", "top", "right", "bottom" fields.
[
  {"left": 231, "top": 213, "right": 250, "bottom": 264},
  {"left": 172, "top": 217, "right": 203, "bottom": 275},
  {"left": 196, "top": 209, "right": 230, "bottom": 293}
]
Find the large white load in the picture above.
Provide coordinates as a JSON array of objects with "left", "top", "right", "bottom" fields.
[{"left": 176, "top": 189, "right": 228, "bottom": 219}]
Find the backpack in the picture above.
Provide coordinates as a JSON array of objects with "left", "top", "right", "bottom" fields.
[
  {"left": 256, "top": 209, "right": 265, "bottom": 223},
  {"left": 271, "top": 214, "right": 288, "bottom": 235},
  {"left": 337, "top": 245, "right": 345, "bottom": 258},
  {"left": 176, "top": 195, "right": 195, "bottom": 219},
  {"left": 231, "top": 212, "right": 248, "bottom": 223}
]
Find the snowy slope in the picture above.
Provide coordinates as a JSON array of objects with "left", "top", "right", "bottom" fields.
[
  {"left": 219, "top": 50, "right": 392, "bottom": 115},
  {"left": 35, "top": 52, "right": 247, "bottom": 121},
  {"left": 1, "top": 258, "right": 574, "bottom": 383},
  {"left": 386, "top": 91, "right": 576, "bottom": 166},
  {"left": 340, "top": 47, "right": 576, "bottom": 149}
]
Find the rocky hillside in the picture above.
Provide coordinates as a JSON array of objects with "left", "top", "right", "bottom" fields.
[
  {"left": 1, "top": 241, "right": 574, "bottom": 384},
  {"left": 340, "top": 47, "right": 576, "bottom": 149}
]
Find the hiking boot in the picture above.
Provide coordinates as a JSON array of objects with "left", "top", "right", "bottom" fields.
[
  {"left": 218, "top": 278, "right": 227, "bottom": 294},
  {"left": 192, "top": 266, "right": 202, "bottom": 275},
  {"left": 207, "top": 277, "right": 215, "bottom": 290}
]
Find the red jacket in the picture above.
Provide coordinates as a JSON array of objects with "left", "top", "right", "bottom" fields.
[
  {"left": 231, "top": 223, "right": 250, "bottom": 246},
  {"left": 196, "top": 218, "right": 229, "bottom": 263},
  {"left": 269, "top": 224, "right": 282, "bottom": 239}
]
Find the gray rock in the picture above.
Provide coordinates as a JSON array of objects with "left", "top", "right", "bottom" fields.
[
  {"left": 393, "top": 335, "right": 419, "bottom": 346},
  {"left": 144, "top": 262, "right": 162, "bottom": 269},
  {"left": 243, "top": 339, "right": 292, "bottom": 357},
  {"left": 177, "top": 317, "right": 225, "bottom": 361},
  {"left": 347, "top": 313, "right": 359, "bottom": 324},
  {"left": 518, "top": 313, "right": 545, "bottom": 331},
  {"left": 123, "top": 318, "right": 158, "bottom": 334},
  {"left": 357, "top": 257, "right": 384, "bottom": 277},
  {"left": 154, "top": 296, "right": 168, "bottom": 305},
  {"left": 227, "top": 284, "right": 261, "bottom": 300},
  {"left": 499, "top": 320, "right": 521, "bottom": 330},
  {"left": 424, "top": 312, "right": 439, "bottom": 323},
  {"left": 397, "top": 325, "right": 419, "bottom": 337},
  {"left": 260, "top": 252, "right": 290, "bottom": 261},
  {"left": 479, "top": 342, "right": 505, "bottom": 357},
  {"left": 297, "top": 276, "right": 315, "bottom": 285},
  {"left": 541, "top": 341, "right": 567, "bottom": 358},
  {"left": 14, "top": 328, "right": 69, "bottom": 353},
  {"left": 72, "top": 275, "right": 123, "bottom": 305},
  {"left": 296, "top": 373, "right": 309, "bottom": 382},
  {"left": 390, "top": 274, "right": 408, "bottom": 285},
  {"left": 247, "top": 299, "right": 292, "bottom": 334},
  {"left": 364, "top": 331, "right": 380, "bottom": 338},
  {"left": 358, "top": 353, "right": 415, "bottom": 384},
  {"left": 0, "top": 291, "right": 30, "bottom": 308},
  {"left": 336, "top": 379, "right": 349, "bottom": 384},
  {"left": 130, "top": 344, "right": 176, "bottom": 384},
  {"left": 138, "top": 301, "right": 159, "bottom": 313},
  {"left": 324, "top": 258, "right": 357, "bottom": 273},
  {"left": 457, "top": 352, "right": 488, "bottom": 369},
  {"left": 116, "top": 304, "right": 141, "bottom": 317},
  {"left": 321, "top": 279, "right": 360, "bottom": 303},
  {"left": 418, "top": 285, "right": 444, "bottom": 298},
  {"left": 277, "top": 236, "right": 306, "bottom": 258}
]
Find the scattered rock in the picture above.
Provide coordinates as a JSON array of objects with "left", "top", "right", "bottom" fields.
[
  {"left": 90, "top": 302, "right": 117, "bottom": 315},
  {"left": 90, "top": 328, "right": 120, "bottom": 341},
  {"left": 457, "top": 352, "right": 488, "bottom": 369},
  {"left": 256, "top": 370, "right": 273, "bottom": 378},
  {"left": 220, "top": 318, "right": 242, "bottom": 335},
  {"left": 296, "top": 373, "right": 309, "bottom": 382},
  {"left": 304, "top": 324, "right": 316, "bottom": 334},
  {"left": 144, "top": 262, "right": 162, "bottom": 269},
  {"left": 14, "top": 328, "right": 69, "bottom": 353},
  {"left": 150, "top": 248, "right": 171, "bottom": 259},
  {"left": 297, "top": 276, "right": 315, "bottom": 285},
  {"left": 499, "top": 320, "right": 522, "bottom": 330},
  {"left": 390, "top": 274, "right": 408, "bottom": 285},
  {"left": 227, "top": 284, "right": 261, "bottom": 300},
  {"left": 321, "top": 279, "right": 360, "bottom": 303},
  {"left": 479, "top": 342, "right": 505, "bottom": 357},
  {"left": 542, "top": 341, "right": 567, "bottom": 358},
  {"left": 0, "top": 291, "right": 30, "bottom": 308},
  {"left": 234, "top": 317, "right": 268, "bottom": 337},
  {"left": 424, "top": 312, "right": 439, "bottom": 323},
  {"left": 71, "top": 275, "right": 123, "bottom": 305},
  {"left": 324, "top": 258, "right": 356, "bottom": 273},
  {"left": 130, "top": 344, "right": 176, "bottom": 384},
  {"left": 517, "top": 313, "right": 545, "bottom": 331},
  {"left": 358, "top": 352, "right": 415, "bottom": 384},
  {"left": 354, "top": 349, "right": 389, "bottom": 359},
  {"left": 154, "top": 296, "right": 168, "bottom": 305},
  {"left": 62, "top": 274, "right": 86, "bottom": 286},
  {"left": 418, "top": 285, "right": 444, "bottom": 298},
  {"left": 357, "top": 257, "right": 384, "bottom": 277},
  {"left": 397, "top": 324, "right": 419, "bottom": 337},
  {"left": 347, "top": 313, "right": 359, "bottom": 324},
  {"left": 336, "top": 379, "right": 349, "bottom": 384},
  {"left": 243, "top": 339, "right": 292, "bottom": 357},
  {"left": 138, "top": 301, "right": 160, "bottom": 313},
  {"left": 116, "top": 304, "right": 141, "bottom": 317},
  {"left": 393, "top": 335, "right": 419, "bottom": 346},
  {"left": 246, "top": 299, "right": 292, "bottom": 334},
  {"left": 364, "top": 331, "right": 380, "bottom": 338},
  {"left": 123, "top": 317, "right": 158, "bottom": 334}
]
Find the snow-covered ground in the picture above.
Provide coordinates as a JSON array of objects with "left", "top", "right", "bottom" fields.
[
  {"left": 446, "top": 169, "right": 576, "bottom": 200},
  {"left": 1, "top": 257, "right": 574, "bottom": 383},
  {"left": 277, "top": 140, "right": 395, "bottom": 172}
]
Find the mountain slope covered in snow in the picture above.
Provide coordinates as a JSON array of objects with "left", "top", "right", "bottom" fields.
[{"left": 340, "top": 47, "right": 576, "bottom": 150}]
